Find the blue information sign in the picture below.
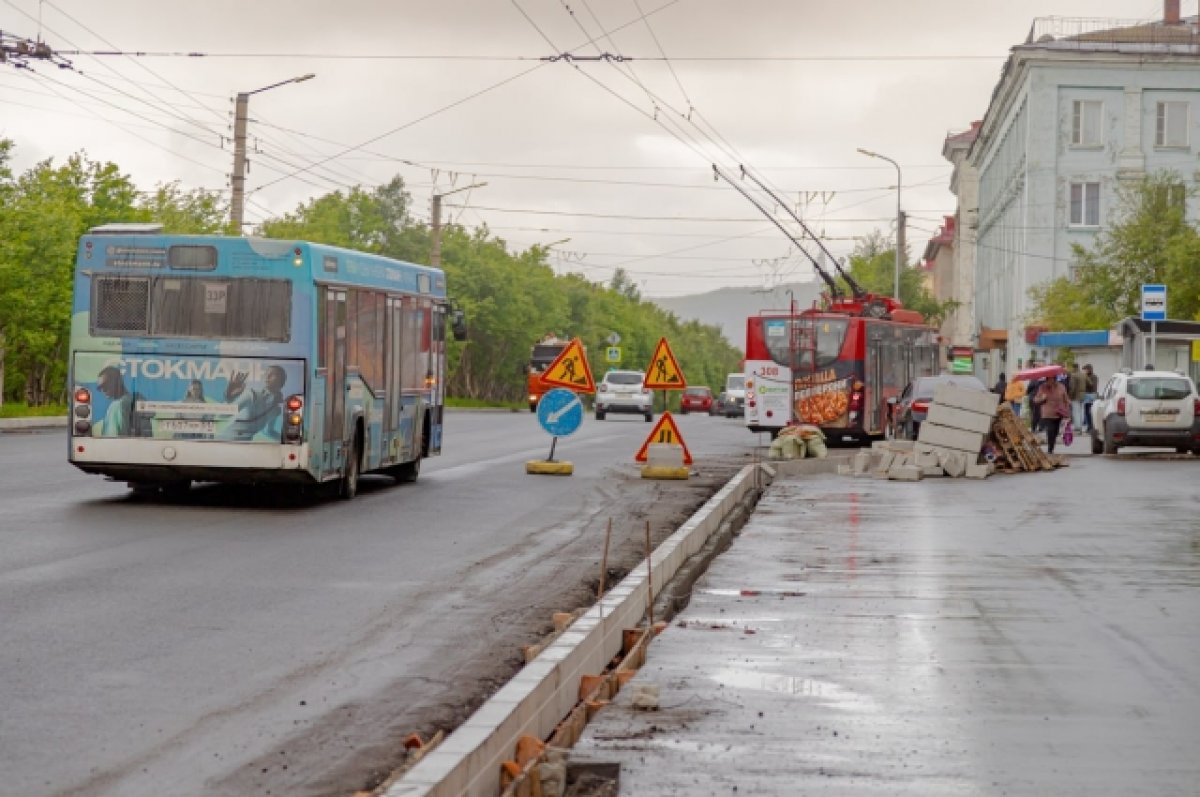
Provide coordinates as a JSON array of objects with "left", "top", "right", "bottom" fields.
[
  {"left": 1142, "top": 283, "right": 1167, "bottom": 321},
  {"left": 536, "top": 388, "right": 584, "bottom": 437}
]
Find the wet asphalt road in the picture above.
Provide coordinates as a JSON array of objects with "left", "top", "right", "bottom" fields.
[
  {"left": 0, "top": 411, "right": 752, "bottom": 797},
  {"left": 575, "top": 448, "right": 1200, "bottom": 795}
]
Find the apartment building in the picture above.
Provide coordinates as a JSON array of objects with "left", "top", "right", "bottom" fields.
[{"left": 948, "top": 1, "right": 1200, "bottom": 376}]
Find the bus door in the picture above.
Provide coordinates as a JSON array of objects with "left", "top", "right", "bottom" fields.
[
  {"left": 325, "top": 289, "right": 347, "bottom": 470},
  {"left": 385, "top": 296, "right": 401, "bottom": 462},
  {"left": 428, "top": 303, "right": 446, "bottom": 455},
  {"left": 866, "top": 335, "right": 883, "bottom": 432}
]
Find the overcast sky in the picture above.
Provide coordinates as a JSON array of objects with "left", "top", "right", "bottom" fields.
[{"left": 0, "top": 0, "right": 1181, "bottom": 297}]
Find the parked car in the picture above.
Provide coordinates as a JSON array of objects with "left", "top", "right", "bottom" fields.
[
  {"left": 595, "top": 369, "right": 653, "bottom": 421},
  {"left": 1090, "top": 369, "right": 1200, "bottom": 455},
  {"left": 680, "top": 386, "right": 714, "bottom": 415},
  {"left": 722, "top": 373, "right": 746, "bottom": 417},
  {"left": 890, "top": 374, "right": 988, "bottom": 440},
  {"left": 710, "top": 391, "right": 728, "bottom": 417}
]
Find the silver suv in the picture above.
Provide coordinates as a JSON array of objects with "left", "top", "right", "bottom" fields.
[
  {"left": 595, "top": 370, "right": 653, "bottom": 421},
  {"left": 1090, "top": 369, "right": 1200, "bottom": 455}
]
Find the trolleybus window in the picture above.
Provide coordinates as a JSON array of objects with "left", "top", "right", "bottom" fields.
[{"left": 763, "top": 317, "right": 848, "bottom": 369}]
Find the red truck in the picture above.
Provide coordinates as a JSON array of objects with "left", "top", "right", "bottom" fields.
[{"left": 526, "top": 336, "right": 572, "bottom": 411}]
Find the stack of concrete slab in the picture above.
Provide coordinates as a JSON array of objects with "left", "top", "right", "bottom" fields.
[
  {"left": 839, "top": 385, "right": 1004, "bottom": 481},
  {"left": 912, "top": 383, "right": 1000, "bottom": 480}
]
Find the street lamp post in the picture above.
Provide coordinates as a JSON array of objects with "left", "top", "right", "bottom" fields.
[
  {"left": 430, "top": 183, "right": 488, "bottom": 269},
  {"left": 230, "top": 73, "right": 316, "bottom": 232},
  {"left": 856, "top": 147, "right": 903, "bottom": 302}
]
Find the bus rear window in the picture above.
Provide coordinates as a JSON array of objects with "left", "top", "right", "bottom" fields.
[
  {"left": 93, "top": 276, "right": 150, "bottom": 334},
  {"left": 92, "top": 275, "right": 291, "bottom": 341}
]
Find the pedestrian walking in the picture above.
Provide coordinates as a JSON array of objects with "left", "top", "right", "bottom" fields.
[
  {"left": 1032, "top": 376, "right": 1071, "bottom": 454},
  {"left": 1067, "top": 363, "right": 1086, "bottom": 430},
  {"left": 1082, "top": 364, "right": 1099, "bottom": 432},
  {"left": 1003, "top": 376, "right": 1025, "bottom": 416},
  {"left": 1027, "top": 376, "right": 1044, "bottom": 432}
]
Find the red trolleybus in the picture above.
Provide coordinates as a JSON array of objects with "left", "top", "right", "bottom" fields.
[{"left": 743, "top": 296, "right": 938, "bottom": 443}]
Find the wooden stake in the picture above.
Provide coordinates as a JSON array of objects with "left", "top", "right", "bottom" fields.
[
  {"left": 598, "top": 518, "right": 612, "bottom": 599},
  {"left": 644, "top": 520, "right": 654, "bottom": 628}
]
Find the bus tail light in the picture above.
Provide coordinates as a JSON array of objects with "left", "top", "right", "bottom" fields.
[
  {"left": 72, "top": 385, "right": 93, "bottom": 435},
  {"left": 849, "top": 381, "right": 863, "bottom": 412},
  {"left": 283, "top": 394, "right": 304, "bottom": 443}
]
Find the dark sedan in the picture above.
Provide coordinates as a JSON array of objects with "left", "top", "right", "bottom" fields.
[{"left": 890, "top": 374, "right": 988, "bottom": 440}]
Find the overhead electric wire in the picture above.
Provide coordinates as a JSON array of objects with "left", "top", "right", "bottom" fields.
[
  {"left": 17, "top": 67, "right": 226, "bottom": 175},
  {"left": 3, "top": 0, "right": 225, "bottom": 142},
  {"left": 46, "top": 50, "right": 1008, "bottom": 63},
  {"left": 250, "top": 63, "right": 546, "bottom": 193}
]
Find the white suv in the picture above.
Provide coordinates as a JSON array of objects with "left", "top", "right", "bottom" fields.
[
  {"left": 1090, "top": 369, "right": 1200, "bottom": 455},
  {"left": 595, "top": 370, "right": 653, "bottom": 422}
]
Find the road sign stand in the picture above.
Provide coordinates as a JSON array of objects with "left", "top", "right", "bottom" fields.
[{"left": 526, "top": 387, "right": 584, "bottom": 476}]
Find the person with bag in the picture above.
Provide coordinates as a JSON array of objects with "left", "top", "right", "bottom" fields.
[{"left": 1032, "top": 376, "right": 1071, "bottom": 454}]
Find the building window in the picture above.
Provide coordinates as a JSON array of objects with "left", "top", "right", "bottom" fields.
[
  {"left": 1071, "top": 100, "right": 1102, "bottom": 146},
  {"left": 1069, "top": 182, "right": 1100, "bottom": 227},
  {"left": 1156, "top": 101, "right": 1189, "bottom": 148}
]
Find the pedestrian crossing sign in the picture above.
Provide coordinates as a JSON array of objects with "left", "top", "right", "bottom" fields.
[
  {"left": 539, "top": 337, "right": 595, "bottom": 393},
  {"left": 635, "top": 411, "right": 693, "bottom": 464},
  {"left": 643, "top": 337, "right": 687, "bottom": 390}
]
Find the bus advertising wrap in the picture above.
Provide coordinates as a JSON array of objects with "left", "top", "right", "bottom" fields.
[
  {"left": 794, "top": 366, "right": 852, "bottom": 427},
  {"left": 73, "top": 353, "right": 304, "bottom": 442}
]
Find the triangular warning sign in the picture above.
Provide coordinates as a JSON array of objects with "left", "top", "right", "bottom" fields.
[
  {"left": 643, "top": 337, "right": 687, "bottom": 390},
  {"left": 539, "top": 337, "right": 595, "bottom": 393},
  {"left": 634, "top": 411, "right": 693, "bottom": 465}
]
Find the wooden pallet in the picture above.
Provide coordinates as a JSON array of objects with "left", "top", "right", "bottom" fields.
[{"left": 990, "top": 406, "right": 1056, "bottom": 472}]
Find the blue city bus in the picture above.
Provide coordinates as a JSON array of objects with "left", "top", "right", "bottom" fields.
[{"left": 67, "top": 224, "right": 466, "bottom": 498}]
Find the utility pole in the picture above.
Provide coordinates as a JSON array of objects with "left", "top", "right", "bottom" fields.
[
  {"left": 229, "top": 74, "right": 315, "bottom": 232},
  {"left": 430, "top": 183, "right": 487, "bottom": 268}
]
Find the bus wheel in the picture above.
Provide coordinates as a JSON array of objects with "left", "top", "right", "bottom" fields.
[
  {"left": 340, "top": 437, "right": 361, "bottom": 500},
  {"left": 160, "top": 480, "right": 191, "bottom": 499},
  {"left": 392, "top": 457, "right": 420, "bottom": 483},
  {"left": 128, "top": 482, "right": 160, "bottom": 499}
]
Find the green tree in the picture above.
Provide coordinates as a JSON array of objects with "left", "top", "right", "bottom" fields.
[
  {"left": 140, "top": 182, "right": 230, "bottom": 234},
  {"left": 1029, "top": 173, "right": 1200, "bottom": 329},
  {"left": 0, "top": 150, "right": 143, "bottom": 404},
  {"left": 840, "top": 231, "right": 955, "bottom": 325}
]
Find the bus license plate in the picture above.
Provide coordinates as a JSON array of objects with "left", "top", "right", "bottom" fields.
[{"left": 159, "top": 419, "right": 215, "bottom": 434}]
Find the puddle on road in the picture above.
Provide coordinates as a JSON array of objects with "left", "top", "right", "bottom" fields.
[
  {"left": 712, "top": 668, "right": 877, "bottom": 713},
  {"left": 697, "top": 588, "right": 807, "bottom": 598}
]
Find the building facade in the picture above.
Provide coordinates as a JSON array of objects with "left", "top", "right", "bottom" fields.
[{"left": 961, "top": 4, "right": 1200, "bottom": 372}]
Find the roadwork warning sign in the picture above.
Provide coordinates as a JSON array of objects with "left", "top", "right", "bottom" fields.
[
  {"left": 643, "top": 337, "right": 686, "bottom": 389},
  {"left": 635, "top": 411, "right": 693, "bottom": 465},
  {"left": 538, "top": 337, "right": 595, "bottom": 393}
]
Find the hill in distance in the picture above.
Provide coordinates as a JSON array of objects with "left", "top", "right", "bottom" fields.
[{"left": 649, "top": 281, "right": 823, "bottom": 350}]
